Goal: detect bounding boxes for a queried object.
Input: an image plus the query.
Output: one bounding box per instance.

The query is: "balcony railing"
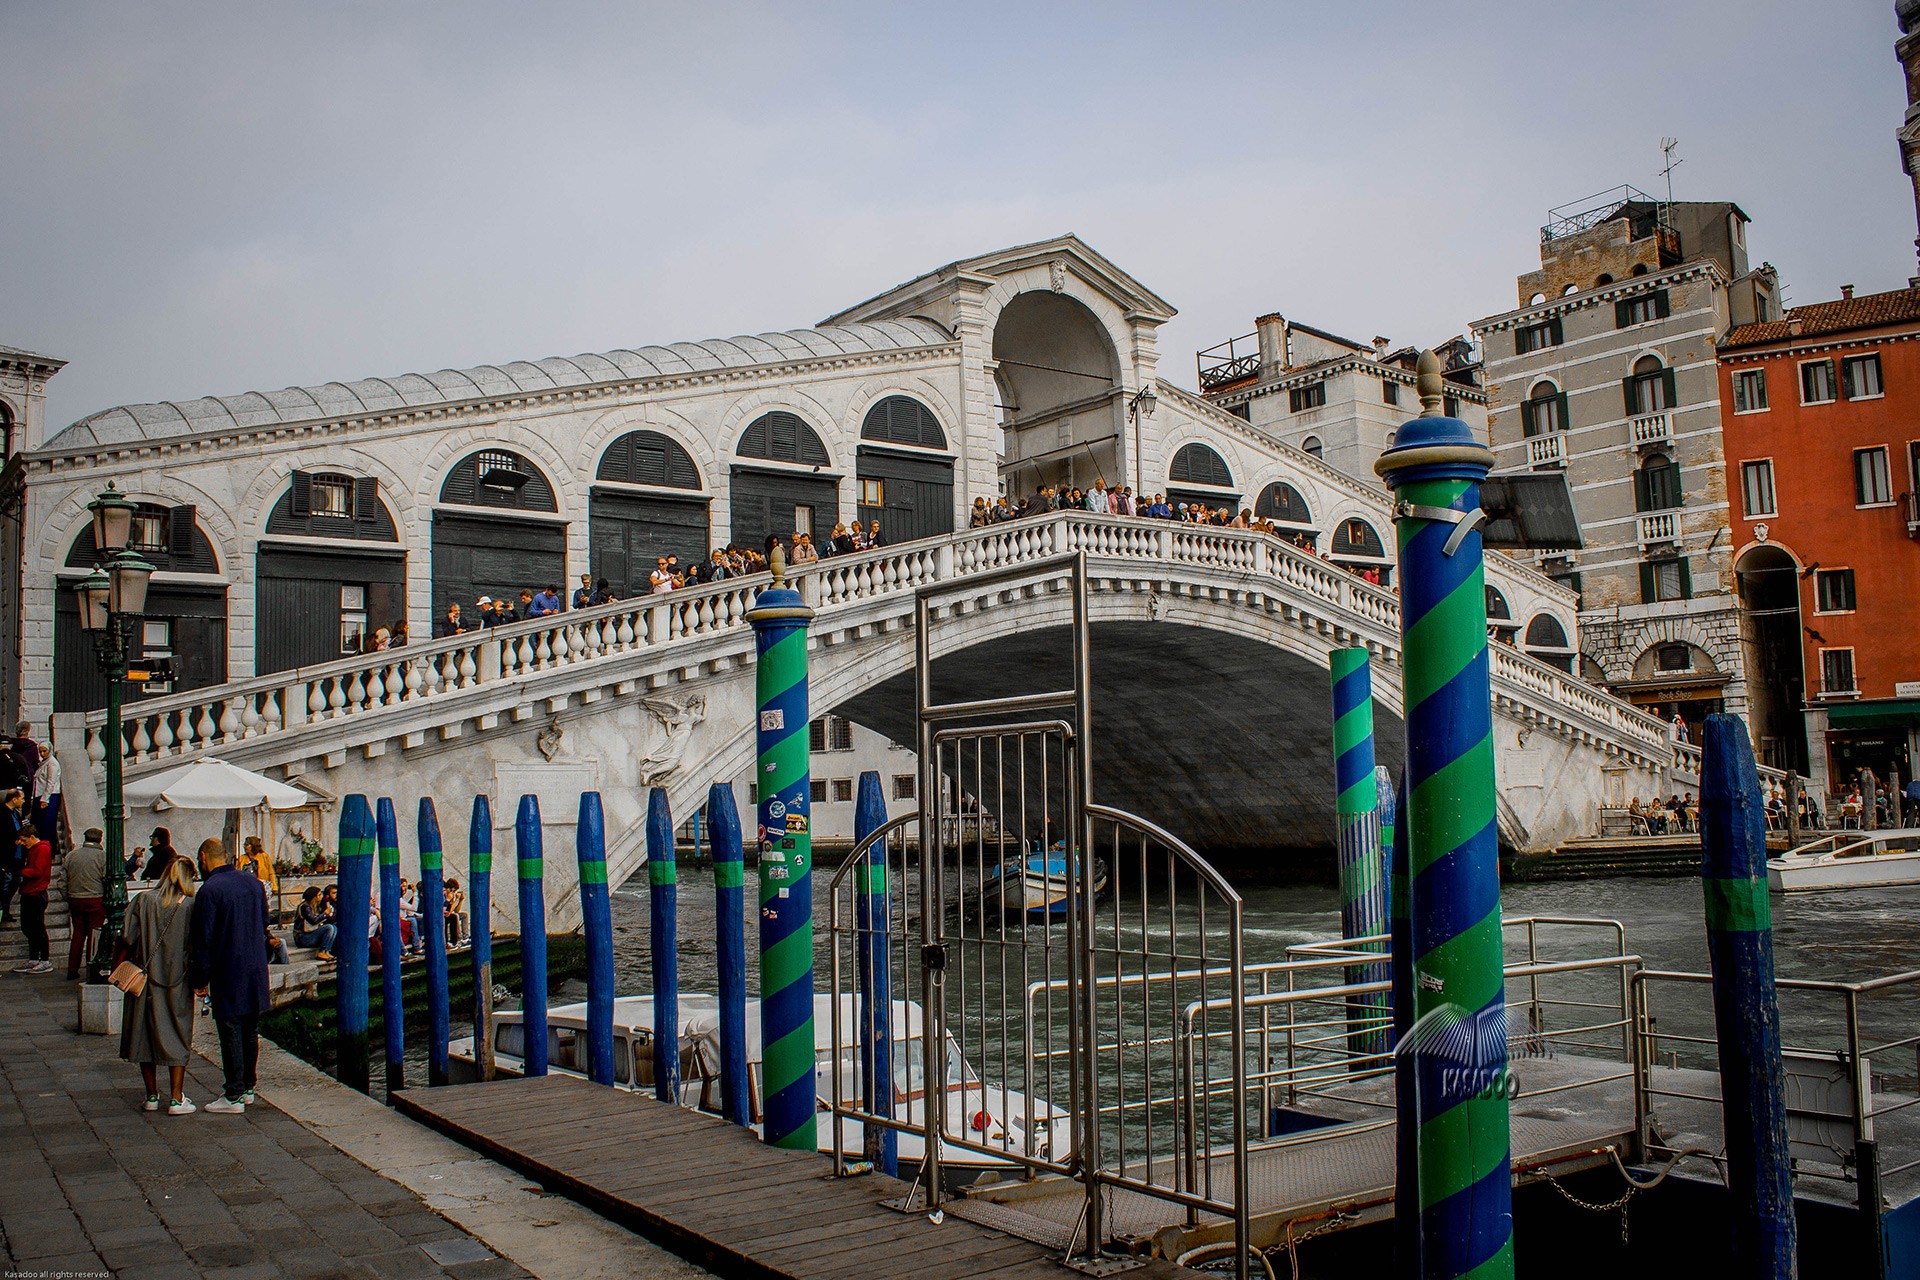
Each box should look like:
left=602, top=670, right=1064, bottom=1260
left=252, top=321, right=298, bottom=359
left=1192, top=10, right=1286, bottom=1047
left=1197, top=332, right=1262, bottom=392
left=1526, top=434, right=1566, bottom=468
left=1637, top=511, right=1680, bottom=547
left=1630, top=413, right=1671, bottom=447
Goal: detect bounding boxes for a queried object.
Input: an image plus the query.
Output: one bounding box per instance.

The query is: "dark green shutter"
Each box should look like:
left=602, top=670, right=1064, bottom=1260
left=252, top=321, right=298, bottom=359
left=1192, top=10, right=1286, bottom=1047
left=1668, top=461, right=1684, bottom=505
left=1555, top=391, right=1570, bottom=430
left=1639, top=563, right=1656, bottom=603
left=1515, top=329, right=1529, bottom=357
left=1654, top=290, right=1671, bottom=319
left=1615, top=299, right=1633, bottom=329
left=290, top=471, right=311, bottom=517
left=1623, top=376, right=1640, bottom=416
left=1521, top=399, right=1536, bottom=436
left=1633, top=468, right=1650, bottom=512
left=169, top=505, right=196, bottom=557
left=1661, top=369, right=1678, bottom=409
left=1678, top=558, right=1693, bottom=599
left=1549, top=317, right=1564, bottom=346
left=353, top=477, right=379, bottom=527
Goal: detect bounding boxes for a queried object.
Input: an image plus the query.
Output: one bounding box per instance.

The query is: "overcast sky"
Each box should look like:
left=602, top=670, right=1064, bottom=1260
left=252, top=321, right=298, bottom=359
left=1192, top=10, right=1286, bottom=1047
left=5, top=1, right=1912, bottom=431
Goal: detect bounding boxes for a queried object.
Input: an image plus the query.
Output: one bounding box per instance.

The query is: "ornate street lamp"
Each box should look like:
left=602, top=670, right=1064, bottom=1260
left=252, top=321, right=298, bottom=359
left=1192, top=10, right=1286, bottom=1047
left=76, top=484, right=153, bottom=982
left=1127, top=384, right=1159, bottom=499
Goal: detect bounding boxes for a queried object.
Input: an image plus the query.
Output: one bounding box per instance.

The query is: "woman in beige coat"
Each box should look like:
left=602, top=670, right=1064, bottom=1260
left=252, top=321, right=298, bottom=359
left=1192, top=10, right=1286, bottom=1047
left=119, top=858, right=198, bottom=1114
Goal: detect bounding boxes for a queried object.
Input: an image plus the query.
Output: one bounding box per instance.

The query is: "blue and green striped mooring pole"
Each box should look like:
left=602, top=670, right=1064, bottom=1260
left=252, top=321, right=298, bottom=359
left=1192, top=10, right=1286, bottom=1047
left=417, top=798, right=451, bottom=1087
left=469, top=796, right=495, bottom=1082
left=1699, top=714, right=1796, bottom=1277
left=376, top=797, right=406, bottom=1095
left=746, top=545, right=818, bottom=1152
left=1330, top=647, right=1390, bottom=1055
left=335, top=795, right=374, bottom=1095
left=646, top=786, right=680, bottom=1102
left=515, top=794, right=549, bottom=1077
left=707, top=783, right=750, bottom=1127
left=576, top=792, right=617, bottom=1087
left=1376, top=353, right=1512, bottom=1279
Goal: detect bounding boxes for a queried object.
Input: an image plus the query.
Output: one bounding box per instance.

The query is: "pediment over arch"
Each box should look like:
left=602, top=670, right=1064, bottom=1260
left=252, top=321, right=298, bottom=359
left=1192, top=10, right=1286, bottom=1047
left=820, top=234, right=1178, bottom=328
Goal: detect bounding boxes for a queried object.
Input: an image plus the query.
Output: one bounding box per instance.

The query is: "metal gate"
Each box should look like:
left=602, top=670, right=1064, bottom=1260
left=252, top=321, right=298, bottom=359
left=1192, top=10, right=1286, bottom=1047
left=826, top=552, right=1250, bottom=1274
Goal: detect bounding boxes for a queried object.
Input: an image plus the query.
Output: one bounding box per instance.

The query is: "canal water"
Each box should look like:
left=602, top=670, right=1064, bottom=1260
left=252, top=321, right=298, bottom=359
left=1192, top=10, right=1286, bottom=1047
left=469, top=869, right=1920, bottom=1083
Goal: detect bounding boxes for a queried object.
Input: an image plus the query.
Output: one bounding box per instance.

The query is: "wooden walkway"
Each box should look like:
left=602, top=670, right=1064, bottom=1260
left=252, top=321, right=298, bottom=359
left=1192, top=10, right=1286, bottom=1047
left=393, top=1076, right=1204, bottom=1279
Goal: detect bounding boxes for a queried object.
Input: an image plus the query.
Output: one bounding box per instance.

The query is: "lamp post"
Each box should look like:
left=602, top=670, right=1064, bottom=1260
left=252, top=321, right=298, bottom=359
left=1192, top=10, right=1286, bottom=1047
left=74, top=484, right=153, bottom=983
left=1127, top=384, right=1158, bottom=500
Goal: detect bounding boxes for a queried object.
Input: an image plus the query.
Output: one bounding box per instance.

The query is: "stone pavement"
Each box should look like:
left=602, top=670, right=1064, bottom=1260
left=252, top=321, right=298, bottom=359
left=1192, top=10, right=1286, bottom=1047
left=0, top=971, right=709, bottom=1280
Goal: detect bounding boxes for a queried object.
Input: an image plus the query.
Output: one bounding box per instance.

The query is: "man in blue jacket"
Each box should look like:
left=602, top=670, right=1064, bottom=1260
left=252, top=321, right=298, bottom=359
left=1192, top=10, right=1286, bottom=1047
left=189, top=838, right=272, bottom=1113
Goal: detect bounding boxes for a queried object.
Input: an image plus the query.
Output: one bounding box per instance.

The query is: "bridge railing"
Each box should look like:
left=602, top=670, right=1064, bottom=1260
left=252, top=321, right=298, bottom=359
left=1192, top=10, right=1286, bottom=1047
left=83, top=510, right=1674, bottom=775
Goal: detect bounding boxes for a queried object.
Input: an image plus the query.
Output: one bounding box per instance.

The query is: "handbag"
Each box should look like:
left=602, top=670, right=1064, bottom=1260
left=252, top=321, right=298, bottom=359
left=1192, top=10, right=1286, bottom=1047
left=108, top=960, right=146, bottom=996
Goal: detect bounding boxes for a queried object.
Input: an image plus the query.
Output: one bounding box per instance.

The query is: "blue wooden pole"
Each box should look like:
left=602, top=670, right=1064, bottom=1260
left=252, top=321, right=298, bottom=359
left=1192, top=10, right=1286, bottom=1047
left=1376, top=765, right=1397, bottom=922
left=853, top=770, right=896, bottom=1176
left=707, top=783, right=750, bottom=1128
left=515, top=794, right=549, bottom=1077
left=647, top=787, right=680, bottom=1103
left=1700, top=713, right=1797, bottom=1278
left=417, top=798, right=451, bottom=1087
left=576, top=792, right=617, bottom=1087
left=375, top=797, right=406, bottom=1095
left=469, top=796, right=496, bottom=1082
left=335, top=795, right=374, bottom=1094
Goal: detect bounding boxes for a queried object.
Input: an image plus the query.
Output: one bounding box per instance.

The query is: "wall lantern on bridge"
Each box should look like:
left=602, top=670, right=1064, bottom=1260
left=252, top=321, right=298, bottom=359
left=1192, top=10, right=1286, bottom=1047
left=1127, top=384, right=1159, bottom=496
left=72, top=483, right=156, bottom=986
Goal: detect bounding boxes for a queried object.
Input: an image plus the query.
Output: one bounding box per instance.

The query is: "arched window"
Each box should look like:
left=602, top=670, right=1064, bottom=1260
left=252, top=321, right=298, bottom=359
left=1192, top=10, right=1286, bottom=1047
left=860, top=396, right=947, bottom=450
left=1627, top=355, right=1673, bottom=414
left=1254, top=482, right=1312, bottom=525
left=440, top=449, right=558, bottom=511
left=1528, top=291, right=1547, bottom=306
left=597, top=430, right=702, bottom=489
left=1301, top=436, right=1323, bottom=459
left=1636, top=451, right=1682, bottom=511
left=267, top=473, right=398, bottom=540
left=65, top=503, right=218, bottom=573
left=1561, top=283, right=1579, bottom=296
left=1169, top=442, right=1233, bottom=488
left=1331, top=518, right=1385, bottom=559
left=1523, top=381, right=1566, bottom=437
left=1596, top=273, right=1615, bottom=286
left=1525, top=613, right=1570, bottom=649
left=1485, top=585, right=1511, bottom=620
left=737, top=411, right=830, bottom=466
left=1631, top=264, right=1649, bottom=276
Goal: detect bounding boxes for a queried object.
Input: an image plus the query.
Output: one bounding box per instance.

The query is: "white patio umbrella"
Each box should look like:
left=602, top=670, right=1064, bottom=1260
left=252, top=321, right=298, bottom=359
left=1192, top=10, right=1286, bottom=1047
left=123, top=758, right=308, bottom=810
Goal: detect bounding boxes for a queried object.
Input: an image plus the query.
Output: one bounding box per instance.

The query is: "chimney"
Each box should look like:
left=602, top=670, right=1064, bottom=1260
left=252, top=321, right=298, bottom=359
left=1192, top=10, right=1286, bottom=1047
left=1372, top=335, right=1391, bottom=360
left=1841, top=284, right=1855, bottom=300
left=1255, top=313, right=1287, bottom=372
left=1788, top=317, right=1804, bottom=337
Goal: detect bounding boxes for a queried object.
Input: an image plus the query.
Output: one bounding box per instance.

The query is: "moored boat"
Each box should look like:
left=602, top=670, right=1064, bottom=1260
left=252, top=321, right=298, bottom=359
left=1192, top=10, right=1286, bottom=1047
left=1766, top=828, right=1920, bottom=892
left=982, top=852, right=1108, bottom=917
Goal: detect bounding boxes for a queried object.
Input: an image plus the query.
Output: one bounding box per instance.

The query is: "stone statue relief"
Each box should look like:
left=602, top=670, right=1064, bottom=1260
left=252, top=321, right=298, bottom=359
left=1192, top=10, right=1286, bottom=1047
left=635, top=692, right=708, bottom=785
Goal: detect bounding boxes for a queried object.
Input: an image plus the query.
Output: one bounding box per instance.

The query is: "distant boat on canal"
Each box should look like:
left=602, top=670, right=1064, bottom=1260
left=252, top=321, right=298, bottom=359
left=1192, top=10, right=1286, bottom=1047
left=1767, top=828, right=1920, bottom=892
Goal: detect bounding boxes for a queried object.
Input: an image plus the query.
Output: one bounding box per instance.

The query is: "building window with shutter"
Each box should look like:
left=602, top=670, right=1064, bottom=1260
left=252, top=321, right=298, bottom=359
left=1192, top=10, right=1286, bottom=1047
left=1522, top=382, right=1565, bottom=436
left=1289, top=383, right=1326, bottom=412
left=1616, top=291, right=1668, bottom=327
left=129, top=504, right=171, bottom=554
left=1636, top=453, right=1682, bottom=511
left=1444, top=394, right=1461, bottom=418
left=1814, top=568, right=1856, bottom=614
left=811, top=715, right=853, bottom=752
left=1842, top=354, right=1883, bottom=399
left=1627, top=356, right=1672, bottom=414
left=1740, top=460, right=1776, bottom=517
left=831, top=778, right=853, bottom=803
left=1854, top=447, right=1892, bottom=505
left=1821, top=648, right=1856, bottom=695
left=1733, top=369, right=1768, bottom=413
left=1641, top=558, right=1689, bottom=603
left=893, top=774, right=915, bottom=801
left=311, top=474, right=354, bottom=518
left=1800, top=359, right=1837, bottom=405
left=1516, top=319, right=1561, bottom=353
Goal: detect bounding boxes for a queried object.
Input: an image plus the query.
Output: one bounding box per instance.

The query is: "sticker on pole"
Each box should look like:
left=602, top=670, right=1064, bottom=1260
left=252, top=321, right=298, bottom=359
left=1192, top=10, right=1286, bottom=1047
left=760, top=710, right=785, bottom=732
left=768, top=799, right=786, bottom=820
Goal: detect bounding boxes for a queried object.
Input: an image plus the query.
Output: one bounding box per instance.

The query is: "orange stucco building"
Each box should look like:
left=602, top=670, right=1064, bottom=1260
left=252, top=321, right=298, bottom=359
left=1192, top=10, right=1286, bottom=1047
left=1719, top=286, right=1920, bottom=797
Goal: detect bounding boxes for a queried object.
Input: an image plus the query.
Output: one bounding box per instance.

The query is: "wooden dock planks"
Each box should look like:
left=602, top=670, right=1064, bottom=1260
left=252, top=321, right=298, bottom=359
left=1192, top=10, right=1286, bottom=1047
left=394, top=1076, right=1204, bottom=1279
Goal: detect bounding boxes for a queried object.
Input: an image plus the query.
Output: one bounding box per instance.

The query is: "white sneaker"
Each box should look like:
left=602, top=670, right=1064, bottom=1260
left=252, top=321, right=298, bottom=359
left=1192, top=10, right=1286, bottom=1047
left=9, top=962, right=36, bottom=973
left=167, top=1098, right=197, bottom=1116
left=204, top=1097, right=246, bottom=1114
left=142, top=1096, right=161, bottom=1112
left=28, top=960, right=52, bottom=974
left=240, top=1091, right=256, bottom=1106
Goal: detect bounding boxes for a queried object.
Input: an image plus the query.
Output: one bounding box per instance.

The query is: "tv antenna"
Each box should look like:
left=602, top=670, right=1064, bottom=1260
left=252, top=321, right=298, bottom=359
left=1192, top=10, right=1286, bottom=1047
left=1659, top=138, right=1682, bottom=208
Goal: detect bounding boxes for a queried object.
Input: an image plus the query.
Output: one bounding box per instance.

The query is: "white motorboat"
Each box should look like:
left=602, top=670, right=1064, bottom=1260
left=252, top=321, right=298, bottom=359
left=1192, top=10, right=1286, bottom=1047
left=449, top=992, right=1072, bottom=1184
left=1766, top=829, right=1920, bottom=892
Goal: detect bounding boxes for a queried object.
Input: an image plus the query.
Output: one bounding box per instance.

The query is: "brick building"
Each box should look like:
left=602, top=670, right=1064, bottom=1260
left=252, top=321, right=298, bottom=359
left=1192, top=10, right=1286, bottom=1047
left=1721, top=286, right=1920, bottom=794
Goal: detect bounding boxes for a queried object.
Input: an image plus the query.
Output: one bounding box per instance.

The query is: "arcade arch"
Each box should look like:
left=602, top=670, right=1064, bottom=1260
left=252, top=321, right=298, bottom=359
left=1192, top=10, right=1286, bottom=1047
left=856, top=395, right=954, bottom=542
left=990, top=291, right=1121, bottom=494
left=433, top=449, right=567, bottom=625
left=731, top=411, right=840, bottom=550
left=592, top=430, right=711, bottom=599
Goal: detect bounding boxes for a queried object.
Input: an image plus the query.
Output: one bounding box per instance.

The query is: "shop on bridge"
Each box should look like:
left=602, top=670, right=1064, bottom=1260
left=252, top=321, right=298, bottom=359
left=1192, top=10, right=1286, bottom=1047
left=54, top=503, right=225, bottom=712
left=256, top=471, right=406, bottom=673
left=855, top=395, right=954, bottom=543
left=729, top=411, right=840, bottom=551
left=1254, top=480, right=1316, bottom=550
left=590, top=429, right=711, bottom=596
left=1329, top=516, right=1391, bottom=586
left=431, top=449, right=567, bottom=621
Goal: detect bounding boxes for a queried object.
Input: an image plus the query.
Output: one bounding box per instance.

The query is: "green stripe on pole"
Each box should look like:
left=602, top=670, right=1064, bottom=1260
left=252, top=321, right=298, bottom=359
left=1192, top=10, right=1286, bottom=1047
left=517, top=857, right=542, bottom=879
left=649, top=858, right=677, bottom=886
left=713, top=860, right=744, bottom=890
left=1704, top=877, right=1772, bottom=933
left=578, top=860, right=608, bottom=886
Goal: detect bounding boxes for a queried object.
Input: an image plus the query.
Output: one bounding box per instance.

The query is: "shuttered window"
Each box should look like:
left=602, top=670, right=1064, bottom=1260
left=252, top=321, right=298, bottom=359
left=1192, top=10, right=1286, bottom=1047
left=1623, top=359, right=1676, bottom=415
left=859, top=396, right=948, bottom=450
left=596, top=430, right=702, bottom=488
left=1515, top=318, right=1563, bottom=354
left=1615, top=290, right=1669, bottom=328
left=1521, top=386, right=1568, bottom=436
left=1634, top=455, right=1683, bottom=512
left=1254, top=482, right=1312, bottom=524
left=272, top=474, right=394, bottom=541
left=1639, top=558, right=1691, bottom=603
left=1289, top=383, right=1326, bottom=412
left=1169, top=443, right=1234, bottom=488
left=440, top=450, right=558, bottom=511
left=738, top=411, right=831, bottom=465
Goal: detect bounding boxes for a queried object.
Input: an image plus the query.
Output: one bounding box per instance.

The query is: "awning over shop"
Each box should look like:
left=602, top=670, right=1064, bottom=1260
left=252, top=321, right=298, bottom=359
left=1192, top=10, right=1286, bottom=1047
left=1824, top=698, right=1920, bottom=730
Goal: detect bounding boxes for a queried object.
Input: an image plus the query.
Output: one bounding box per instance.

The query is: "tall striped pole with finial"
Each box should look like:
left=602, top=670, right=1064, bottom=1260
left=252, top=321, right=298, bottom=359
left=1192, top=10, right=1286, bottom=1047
left=335, top=795, right=374, bottom=1094
left=747, top=544, right=818, bottom=1152
left=1376, top=352, right=1512, bottom=1280
left=1331, top=647, right=1390, bottom=1055
left=375, top=797, right=406, bottom=1095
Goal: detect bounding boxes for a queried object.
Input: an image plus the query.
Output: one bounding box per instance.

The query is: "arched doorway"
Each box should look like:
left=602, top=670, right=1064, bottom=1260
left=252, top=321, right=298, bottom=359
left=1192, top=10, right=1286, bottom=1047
left=433, top=449, right=567, bottom=617
left=1737, top=543, right=1808, bottom=772
left=855, top=396, right=953, bottom=542
left=257, top=472, right=405, bottom=673
left=55, top=503, right=226, bottom=711
left=592, top=430, right=710, bottom=597
left=730, top=411, right=838, bottom=551
left=991, top=291, right=1121, bottom=497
